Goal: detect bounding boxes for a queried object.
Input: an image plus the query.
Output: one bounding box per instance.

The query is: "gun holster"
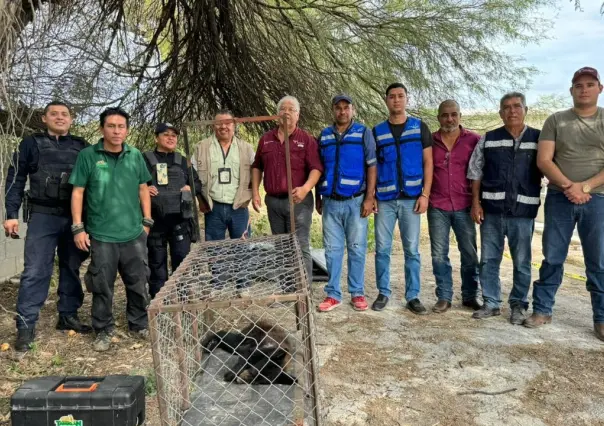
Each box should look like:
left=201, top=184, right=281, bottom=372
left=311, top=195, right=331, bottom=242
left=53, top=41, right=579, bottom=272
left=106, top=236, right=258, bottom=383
left=181, top=190, right=193, bottom=220
left=23, top=192, right=31, bottom=223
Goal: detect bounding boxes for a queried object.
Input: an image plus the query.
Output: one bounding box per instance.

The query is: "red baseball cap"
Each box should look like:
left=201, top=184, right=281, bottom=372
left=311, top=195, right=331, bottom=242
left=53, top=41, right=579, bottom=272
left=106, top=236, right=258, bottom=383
left=572, top=67, right=600, bottom=83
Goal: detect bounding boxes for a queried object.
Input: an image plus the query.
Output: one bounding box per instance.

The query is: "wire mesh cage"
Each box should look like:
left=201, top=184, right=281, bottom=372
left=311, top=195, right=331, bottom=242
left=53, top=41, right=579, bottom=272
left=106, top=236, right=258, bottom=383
left=148, top=233, right=322, bottom=426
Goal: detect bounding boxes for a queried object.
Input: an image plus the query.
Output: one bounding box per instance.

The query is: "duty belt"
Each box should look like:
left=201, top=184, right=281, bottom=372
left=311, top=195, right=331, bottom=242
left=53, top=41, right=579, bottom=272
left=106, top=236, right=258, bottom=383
left=30, top=203, right=69, bottom=216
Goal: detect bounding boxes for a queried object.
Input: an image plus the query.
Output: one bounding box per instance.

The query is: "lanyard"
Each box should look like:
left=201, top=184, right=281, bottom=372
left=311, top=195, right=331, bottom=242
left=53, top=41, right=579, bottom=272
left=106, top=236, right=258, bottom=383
left=221, top=144, right=231, bottom=166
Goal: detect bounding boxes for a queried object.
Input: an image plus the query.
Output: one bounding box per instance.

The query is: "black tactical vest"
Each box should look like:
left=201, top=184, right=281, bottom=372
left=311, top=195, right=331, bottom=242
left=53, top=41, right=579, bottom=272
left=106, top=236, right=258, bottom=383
left=145, top=151, right=188, bottom=218
left=481, top=126, right=542, bottom=218
left=28, top=133, right=87, bottom=207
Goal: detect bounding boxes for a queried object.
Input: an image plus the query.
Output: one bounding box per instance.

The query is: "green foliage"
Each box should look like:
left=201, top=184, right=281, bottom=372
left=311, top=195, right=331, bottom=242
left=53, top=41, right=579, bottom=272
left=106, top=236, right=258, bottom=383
left=250, top=214, right=272, bottom=238
left=131, top=368, right=157, bottom=396
left=28, top=342, right=39, bottom=354
left=4, top=0, right=557, bottom=144
left=51, top=354, right=64, bottom=367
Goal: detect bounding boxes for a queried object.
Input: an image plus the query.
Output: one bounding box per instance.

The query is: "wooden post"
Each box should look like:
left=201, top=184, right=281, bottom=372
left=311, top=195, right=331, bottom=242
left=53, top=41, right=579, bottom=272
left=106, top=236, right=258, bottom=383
left=291, top=233, right=310, bottom=295
left=304, top=292, right=322, bottom=426
left=293, top=294, right=308, bottom=425
left=149, top=310, right=170, bottom=425
left=174, top=311, right=190, bottom=412
left=202, top=307, right=215, bottom=356
left=283, top=116, right=296, bottom=233
left=191, top=312, right=202, bottom=370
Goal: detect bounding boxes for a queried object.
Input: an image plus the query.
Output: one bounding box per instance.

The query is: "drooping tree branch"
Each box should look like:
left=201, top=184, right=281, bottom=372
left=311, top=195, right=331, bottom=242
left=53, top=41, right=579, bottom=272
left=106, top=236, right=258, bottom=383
left=2, top=0, right=555, bottom=144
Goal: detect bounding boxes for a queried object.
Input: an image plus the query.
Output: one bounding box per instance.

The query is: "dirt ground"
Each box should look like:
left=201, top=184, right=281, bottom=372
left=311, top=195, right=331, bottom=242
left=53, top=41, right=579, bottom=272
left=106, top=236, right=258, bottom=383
left=0, top=224, right=602, bottom=426
left=312, top=226, right=603, bottom=426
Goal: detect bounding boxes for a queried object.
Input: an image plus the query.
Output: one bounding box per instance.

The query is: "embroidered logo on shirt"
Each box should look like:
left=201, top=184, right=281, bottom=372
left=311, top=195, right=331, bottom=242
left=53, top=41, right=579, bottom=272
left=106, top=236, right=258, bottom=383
left=96, top=160, right=108, bottom=168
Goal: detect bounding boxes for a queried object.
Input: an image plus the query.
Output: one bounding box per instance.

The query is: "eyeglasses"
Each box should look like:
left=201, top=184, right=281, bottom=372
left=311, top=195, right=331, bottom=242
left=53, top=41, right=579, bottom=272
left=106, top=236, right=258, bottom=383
left=279, top=107, right=298, bottom=113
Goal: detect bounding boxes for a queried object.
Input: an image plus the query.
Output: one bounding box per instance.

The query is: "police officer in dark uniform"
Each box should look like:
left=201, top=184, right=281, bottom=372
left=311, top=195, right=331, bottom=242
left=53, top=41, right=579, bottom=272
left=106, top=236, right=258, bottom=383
left=3, top=101, right=92, bottom=352
left=144, top=123, right=202, bottom=298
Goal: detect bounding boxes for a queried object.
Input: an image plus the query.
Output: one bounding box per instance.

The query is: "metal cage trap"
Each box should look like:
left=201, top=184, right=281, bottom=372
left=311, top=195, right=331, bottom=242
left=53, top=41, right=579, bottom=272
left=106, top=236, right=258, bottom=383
left=148, top=115, right=322, bottom=426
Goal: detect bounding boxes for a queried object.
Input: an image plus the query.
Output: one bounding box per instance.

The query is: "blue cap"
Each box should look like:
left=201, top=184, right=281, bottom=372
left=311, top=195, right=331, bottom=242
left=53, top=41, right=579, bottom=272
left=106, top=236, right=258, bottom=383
left=154, top=122, right=179, bottom=135
left=331, top=93, right=353, bottom=105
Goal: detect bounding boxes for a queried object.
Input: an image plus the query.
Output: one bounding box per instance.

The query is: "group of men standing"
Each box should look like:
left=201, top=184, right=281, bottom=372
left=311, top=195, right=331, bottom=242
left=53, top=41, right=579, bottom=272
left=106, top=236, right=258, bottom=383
left=3, top=66, right=604, bottom=353
left=313, top=67, right=604, bottom=344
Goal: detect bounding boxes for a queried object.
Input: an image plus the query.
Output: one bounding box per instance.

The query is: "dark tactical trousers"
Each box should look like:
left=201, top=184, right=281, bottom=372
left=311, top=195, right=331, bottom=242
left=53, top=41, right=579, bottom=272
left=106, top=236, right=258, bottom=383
left=85, top=232, right=150, bottom=332
left=147, top=221, right=191, bottom=298
left=16, top=212, right=88, bottom=329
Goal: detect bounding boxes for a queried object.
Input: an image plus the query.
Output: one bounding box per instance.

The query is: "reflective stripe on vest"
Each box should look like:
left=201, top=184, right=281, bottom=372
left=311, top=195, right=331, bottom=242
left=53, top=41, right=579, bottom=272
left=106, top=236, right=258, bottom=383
left=481, top=192, right=540, bottom=205
left=318, top=122, right=366, bottom=197
left=516, top=194, right=540, bottom=205
left=482, top=191, right=506, bottom=200
left=481, top=126, right=542, bottom=218
left=374, top=117, right=423, bottom=200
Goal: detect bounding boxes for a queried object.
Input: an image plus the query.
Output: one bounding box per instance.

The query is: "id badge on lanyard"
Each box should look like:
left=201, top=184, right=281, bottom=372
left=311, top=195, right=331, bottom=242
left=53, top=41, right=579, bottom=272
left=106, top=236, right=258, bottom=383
left=218, top=167, right=231, bottom=184
left=219, top=145, right=232, bottom=185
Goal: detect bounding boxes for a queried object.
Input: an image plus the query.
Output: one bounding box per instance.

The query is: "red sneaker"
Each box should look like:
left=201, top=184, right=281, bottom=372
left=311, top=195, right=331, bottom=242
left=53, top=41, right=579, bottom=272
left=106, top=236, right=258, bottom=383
left=351, top=296, right=368, bottom=311
left=318, top=297, right=341, bottom=312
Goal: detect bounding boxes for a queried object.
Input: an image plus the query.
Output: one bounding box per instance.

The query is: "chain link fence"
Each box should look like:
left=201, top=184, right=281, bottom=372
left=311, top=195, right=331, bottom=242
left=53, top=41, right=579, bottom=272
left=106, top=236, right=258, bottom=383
left=149, top=233, right=321, bottom=426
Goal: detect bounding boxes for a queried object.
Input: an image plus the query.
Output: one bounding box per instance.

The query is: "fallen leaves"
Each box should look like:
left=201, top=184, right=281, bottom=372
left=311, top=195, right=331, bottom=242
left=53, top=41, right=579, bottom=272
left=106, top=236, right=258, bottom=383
left=0, top=343, right=10, bottom=351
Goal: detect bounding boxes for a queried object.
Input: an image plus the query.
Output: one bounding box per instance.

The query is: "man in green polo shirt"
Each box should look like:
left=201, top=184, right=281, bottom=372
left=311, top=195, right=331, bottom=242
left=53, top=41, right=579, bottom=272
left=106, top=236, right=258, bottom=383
left=69, top=107, right=153, bottom=352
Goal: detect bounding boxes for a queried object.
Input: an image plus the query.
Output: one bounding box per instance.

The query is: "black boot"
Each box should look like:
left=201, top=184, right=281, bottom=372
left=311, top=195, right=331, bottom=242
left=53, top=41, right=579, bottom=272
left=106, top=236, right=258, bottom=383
left=15, top=327, right=35, bottom=352
left=472, top=306, right=501, bottom=319
left=56, top=315, right=93, bottom=334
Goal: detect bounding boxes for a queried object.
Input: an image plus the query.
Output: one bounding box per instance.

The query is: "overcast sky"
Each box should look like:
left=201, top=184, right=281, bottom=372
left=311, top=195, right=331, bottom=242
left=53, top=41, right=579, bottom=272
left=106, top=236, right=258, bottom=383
left=509, top=0, right=604, bottom=107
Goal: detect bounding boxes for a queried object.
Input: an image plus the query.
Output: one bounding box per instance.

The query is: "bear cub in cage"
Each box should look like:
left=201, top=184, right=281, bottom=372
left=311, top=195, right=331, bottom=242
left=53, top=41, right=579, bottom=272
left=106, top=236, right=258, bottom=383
left=201, top=320, right=297, bottom=385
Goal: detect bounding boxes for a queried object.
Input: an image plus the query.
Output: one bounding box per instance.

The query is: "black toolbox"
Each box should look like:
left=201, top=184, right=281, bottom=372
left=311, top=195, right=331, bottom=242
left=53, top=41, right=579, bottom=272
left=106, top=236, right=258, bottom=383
left=11, top=375, right=145, bottom=426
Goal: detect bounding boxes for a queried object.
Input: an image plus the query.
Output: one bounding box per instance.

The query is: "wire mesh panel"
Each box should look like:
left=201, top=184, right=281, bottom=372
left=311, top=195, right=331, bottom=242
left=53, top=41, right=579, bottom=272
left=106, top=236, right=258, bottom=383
left=148, top=233, right=321, bottom=426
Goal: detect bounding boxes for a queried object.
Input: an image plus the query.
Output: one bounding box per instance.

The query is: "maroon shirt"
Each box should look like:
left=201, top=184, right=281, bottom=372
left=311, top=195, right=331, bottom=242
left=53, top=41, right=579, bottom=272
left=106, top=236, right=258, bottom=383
left=252, top=127, right=324, bottom=196
left=430, top=126, right=480, bottom=211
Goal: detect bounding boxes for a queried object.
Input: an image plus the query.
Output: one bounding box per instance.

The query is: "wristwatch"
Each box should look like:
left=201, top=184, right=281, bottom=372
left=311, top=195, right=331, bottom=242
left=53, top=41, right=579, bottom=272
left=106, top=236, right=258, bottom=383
left=142, top=217, right=155, bottom=227
left=582, top=183, right=592, bottom=194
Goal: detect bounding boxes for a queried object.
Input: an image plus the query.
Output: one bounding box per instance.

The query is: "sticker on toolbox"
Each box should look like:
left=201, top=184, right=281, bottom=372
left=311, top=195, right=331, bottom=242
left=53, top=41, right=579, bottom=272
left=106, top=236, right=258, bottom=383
left=54, top=414, right=83, bottom=426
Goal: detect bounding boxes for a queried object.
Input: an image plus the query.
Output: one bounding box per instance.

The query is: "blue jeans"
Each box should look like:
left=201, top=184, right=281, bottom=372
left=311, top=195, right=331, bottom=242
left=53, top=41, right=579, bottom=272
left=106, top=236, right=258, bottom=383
left=480, top=213, right=534, bottom=310
left=375, top=198, right=421, bottom=301
left=428, top=207, right=479, bottom=302
left=16, top=212, right=87, bottom=329
left=204, top=201, right=250, bottom=241
left=322, top=196, right=368, bottom=301
left=533, top=190, right=604, bottom=323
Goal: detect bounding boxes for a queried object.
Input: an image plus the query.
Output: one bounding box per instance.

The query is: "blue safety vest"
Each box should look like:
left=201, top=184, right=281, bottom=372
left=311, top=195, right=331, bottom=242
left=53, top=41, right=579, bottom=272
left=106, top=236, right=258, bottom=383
left=481, top=126, right=542, bottom=218
left=374, top=117, right=423, bottom=200
left=318, top=122, right=366, bottom=197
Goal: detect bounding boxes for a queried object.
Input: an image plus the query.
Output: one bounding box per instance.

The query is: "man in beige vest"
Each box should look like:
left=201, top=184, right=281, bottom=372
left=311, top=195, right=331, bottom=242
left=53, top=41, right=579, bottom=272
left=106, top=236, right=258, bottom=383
left=194, top=110, right=255, bottom=241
